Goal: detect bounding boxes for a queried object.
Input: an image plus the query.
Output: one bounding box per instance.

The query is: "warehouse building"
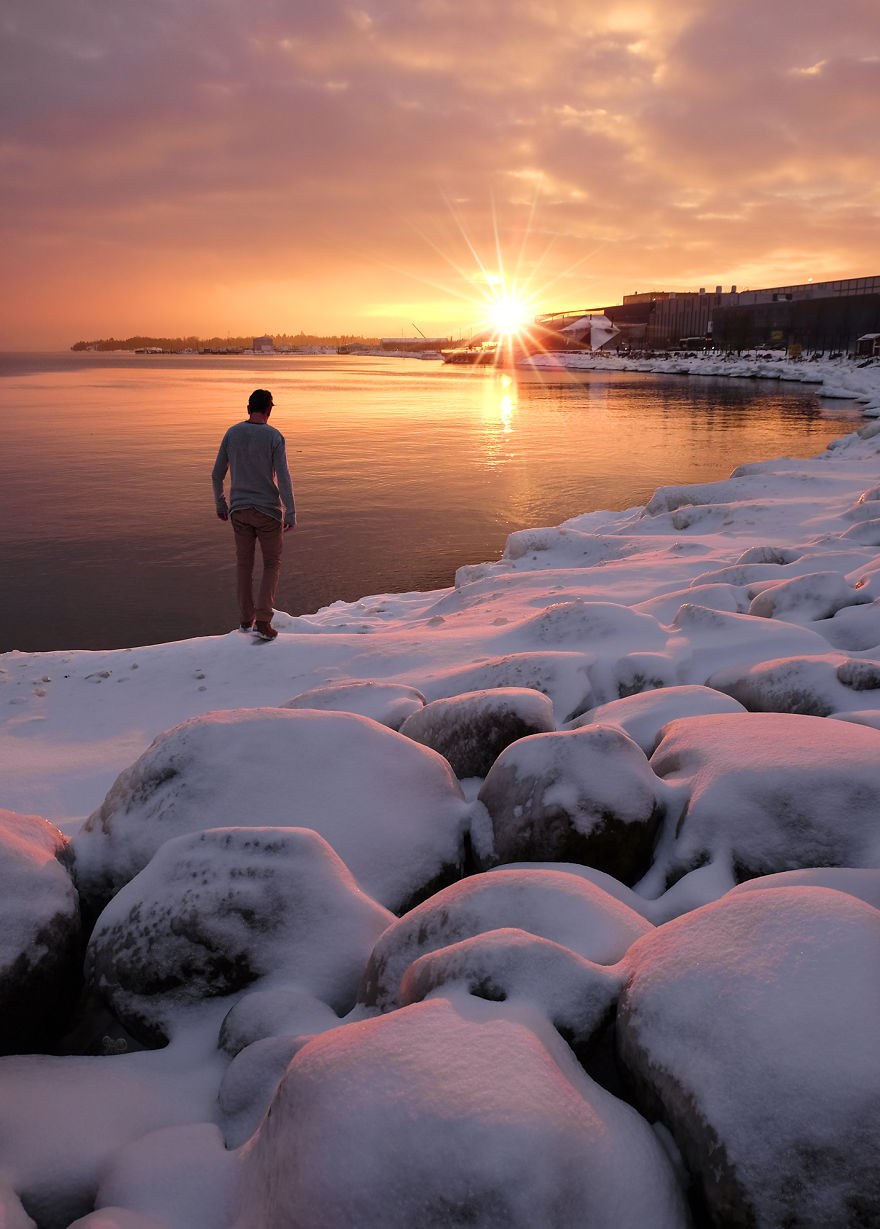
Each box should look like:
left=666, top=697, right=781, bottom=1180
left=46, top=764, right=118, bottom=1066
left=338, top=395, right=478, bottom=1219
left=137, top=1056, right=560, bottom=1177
left=603, top=276, right=880, bottom=353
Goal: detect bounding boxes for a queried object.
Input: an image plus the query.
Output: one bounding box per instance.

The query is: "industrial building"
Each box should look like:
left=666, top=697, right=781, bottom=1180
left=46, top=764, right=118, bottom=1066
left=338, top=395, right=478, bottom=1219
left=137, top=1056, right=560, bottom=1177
left=603, top=276, right=880, bottom=353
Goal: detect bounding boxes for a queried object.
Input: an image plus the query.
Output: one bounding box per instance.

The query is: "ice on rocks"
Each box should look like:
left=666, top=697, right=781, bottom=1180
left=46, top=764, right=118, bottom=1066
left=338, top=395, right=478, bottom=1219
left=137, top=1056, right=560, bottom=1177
left=648, top=712, right=880, bottom=888
left=84, top=826, right=393, bottom=1044
left=398, top=687, right=555, bottom=778
left=359, top=867, right=651, bottom=1013
left=234, top=996, right=691, bottom=1229
left=478, top=725, right=664, bottom=882
left=0, top=809, right=81, bottom=1054
left=72, top=708, right=474, bottom=913
left=617, top=888, right=880, bottom=1229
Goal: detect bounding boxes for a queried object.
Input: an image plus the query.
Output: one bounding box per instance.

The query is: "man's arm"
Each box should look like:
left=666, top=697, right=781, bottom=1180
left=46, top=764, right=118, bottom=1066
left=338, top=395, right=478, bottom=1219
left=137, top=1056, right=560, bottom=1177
left=274, top=438, right=296, bottom=528
left=212, top=436, right=230, bottom=520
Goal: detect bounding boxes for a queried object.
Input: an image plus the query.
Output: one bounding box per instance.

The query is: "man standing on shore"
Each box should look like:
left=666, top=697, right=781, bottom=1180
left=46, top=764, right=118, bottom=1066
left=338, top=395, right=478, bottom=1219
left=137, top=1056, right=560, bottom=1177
left=212, top=388, right=296, bottom=640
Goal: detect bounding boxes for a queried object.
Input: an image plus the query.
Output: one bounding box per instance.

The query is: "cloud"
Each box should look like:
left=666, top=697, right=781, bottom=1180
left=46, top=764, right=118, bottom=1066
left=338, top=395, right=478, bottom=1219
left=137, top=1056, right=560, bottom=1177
left=1, top=0, right=879, bottom=345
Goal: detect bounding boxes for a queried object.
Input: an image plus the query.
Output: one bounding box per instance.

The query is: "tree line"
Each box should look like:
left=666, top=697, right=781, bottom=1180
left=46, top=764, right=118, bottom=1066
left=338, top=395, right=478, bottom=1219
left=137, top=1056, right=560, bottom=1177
left=70, top=332, right=381, bottom=352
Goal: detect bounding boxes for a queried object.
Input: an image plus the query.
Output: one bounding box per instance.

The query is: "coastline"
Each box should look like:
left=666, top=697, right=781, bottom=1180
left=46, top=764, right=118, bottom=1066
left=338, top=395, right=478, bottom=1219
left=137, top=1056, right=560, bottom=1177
left=1, top=353, right=879, bottom=825
left=1, top=353, right=879, bottom=1227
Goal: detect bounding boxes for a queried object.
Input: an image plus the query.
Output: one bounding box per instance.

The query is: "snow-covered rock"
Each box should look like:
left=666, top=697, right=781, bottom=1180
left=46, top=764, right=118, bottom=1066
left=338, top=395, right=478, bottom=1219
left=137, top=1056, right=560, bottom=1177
left=359, top=867, right=651, bottom=1012
left=398, top=687, right=555, bottom=778
left=724, top=866, right=880, bottom=910
left=85, top=827, right=393, bottom=1044
left=234, top=996, right=691, bottom=1229
left=0, top=809, right=81, bottom=1054
left=709, top=652, right=880, bottom=716
left=647, top=712, right=880, bottom=888
left=747, top=569, right=871, bottom=622
left=417, top=651, right=594, bottom=724
left=218, top=1034, right=307, bottom=1148
left=569, top=684, right=746, bottom=752
left=478, top=725, right=663, bottom=882
left=282, top=680, right=425, bottom=729
left=218, top=985, right=339, bottom=1057
left=73, top=708, right=475, bottom=914
left=399, top=927, right=623, bottom=1057
left=617, top=887, right=880, bottom=1229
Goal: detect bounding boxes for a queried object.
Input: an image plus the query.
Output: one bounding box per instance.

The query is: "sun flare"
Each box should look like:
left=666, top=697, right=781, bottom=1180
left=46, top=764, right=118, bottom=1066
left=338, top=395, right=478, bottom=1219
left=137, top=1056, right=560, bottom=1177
left=487, top=295, right=531, bottom=335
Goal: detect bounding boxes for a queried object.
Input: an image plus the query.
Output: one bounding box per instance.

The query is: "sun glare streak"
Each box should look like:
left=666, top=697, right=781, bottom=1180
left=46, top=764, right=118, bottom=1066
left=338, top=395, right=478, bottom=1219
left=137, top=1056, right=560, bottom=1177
left=356, top=187, right=614, bottom=360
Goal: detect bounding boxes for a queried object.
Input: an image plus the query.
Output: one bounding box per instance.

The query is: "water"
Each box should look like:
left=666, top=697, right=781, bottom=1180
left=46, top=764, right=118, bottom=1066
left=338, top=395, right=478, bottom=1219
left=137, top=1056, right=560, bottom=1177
left=0, top=351, right=864, bottom=653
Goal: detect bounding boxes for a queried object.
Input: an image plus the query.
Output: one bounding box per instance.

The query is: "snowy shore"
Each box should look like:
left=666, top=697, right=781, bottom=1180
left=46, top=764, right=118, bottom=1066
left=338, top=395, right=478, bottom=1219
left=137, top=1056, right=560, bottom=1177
left=1, top=355, right=879, bottom=1229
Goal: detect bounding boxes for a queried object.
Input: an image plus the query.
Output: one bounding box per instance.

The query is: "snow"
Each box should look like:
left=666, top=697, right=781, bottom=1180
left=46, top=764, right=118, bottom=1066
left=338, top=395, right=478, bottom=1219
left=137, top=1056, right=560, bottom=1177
left=1, top=354, right=879, bottom=1226
left=234, top=995, right=690, bottom=1229
left=72, top=707, right=474, bottom=914
left=359, top=867, right=652, bottom=1012
left=618, top=887, right=880, bottom=1226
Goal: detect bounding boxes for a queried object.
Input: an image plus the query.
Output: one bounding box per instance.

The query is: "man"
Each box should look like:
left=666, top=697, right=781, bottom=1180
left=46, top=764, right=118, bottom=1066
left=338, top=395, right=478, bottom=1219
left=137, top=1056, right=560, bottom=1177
left=212, top=388, right=296, bottom=640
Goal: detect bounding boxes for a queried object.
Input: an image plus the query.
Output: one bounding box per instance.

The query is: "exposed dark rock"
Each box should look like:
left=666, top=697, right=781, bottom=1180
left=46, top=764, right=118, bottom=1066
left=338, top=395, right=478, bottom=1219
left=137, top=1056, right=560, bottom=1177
left=398, top=687, right=555, bottom=778
left=84, top=826, right=392, bottom=1046
left=0, top=809, right=82, bottom=1055
left=477, top=725, right=663, bottom=884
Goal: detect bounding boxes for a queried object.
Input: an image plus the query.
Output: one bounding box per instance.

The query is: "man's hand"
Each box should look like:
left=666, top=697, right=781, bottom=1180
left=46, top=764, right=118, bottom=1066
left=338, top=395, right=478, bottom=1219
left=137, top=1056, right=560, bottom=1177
left=217, top=511, right=229, bottom=522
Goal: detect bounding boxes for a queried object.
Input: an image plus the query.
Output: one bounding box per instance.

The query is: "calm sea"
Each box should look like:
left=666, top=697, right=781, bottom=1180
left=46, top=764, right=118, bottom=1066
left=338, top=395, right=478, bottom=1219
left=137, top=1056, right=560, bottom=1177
left=0, top=351, right=864, bottom=653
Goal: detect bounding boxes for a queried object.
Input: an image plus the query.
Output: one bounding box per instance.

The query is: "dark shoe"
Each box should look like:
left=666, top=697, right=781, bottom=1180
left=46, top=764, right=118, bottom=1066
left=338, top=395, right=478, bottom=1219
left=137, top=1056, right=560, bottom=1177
left=239, top=621, right=254, bottom=632
left=254, top=620, right=278, bottom=640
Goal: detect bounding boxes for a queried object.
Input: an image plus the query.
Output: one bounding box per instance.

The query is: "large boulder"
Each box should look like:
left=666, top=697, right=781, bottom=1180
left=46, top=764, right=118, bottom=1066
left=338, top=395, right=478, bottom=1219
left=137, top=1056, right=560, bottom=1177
left=359, top=867, right=651, bottom=1012
left=398, top=687, right=555, bottom=778
left=648, top=712, right=880, bottom=888
left=85, top=827, right=393, bottom=1045
left=478, top=725, right=663, bottom=882
left=72, top=708, right=476, bottom=914
left=617, top=888, right=880, bottom=1228
left=233, top=996, right=691, bottom=1229
left=0, top=809, right=81, bottom=1054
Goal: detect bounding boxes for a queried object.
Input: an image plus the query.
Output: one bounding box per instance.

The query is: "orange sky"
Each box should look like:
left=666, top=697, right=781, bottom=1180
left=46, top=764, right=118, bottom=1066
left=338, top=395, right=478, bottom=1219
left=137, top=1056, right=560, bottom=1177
left=2, top=0, right=879, bottom=349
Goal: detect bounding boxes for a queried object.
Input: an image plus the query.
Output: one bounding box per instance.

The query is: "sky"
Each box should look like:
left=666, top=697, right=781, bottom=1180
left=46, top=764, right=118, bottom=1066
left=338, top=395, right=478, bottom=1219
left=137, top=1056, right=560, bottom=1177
left=2, top=0, right=879, bottom=349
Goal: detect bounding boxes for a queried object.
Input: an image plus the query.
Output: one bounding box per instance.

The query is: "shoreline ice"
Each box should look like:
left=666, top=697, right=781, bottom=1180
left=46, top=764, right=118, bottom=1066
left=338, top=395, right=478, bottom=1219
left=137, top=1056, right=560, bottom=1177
left=1, top=354, right=879, bottom=1229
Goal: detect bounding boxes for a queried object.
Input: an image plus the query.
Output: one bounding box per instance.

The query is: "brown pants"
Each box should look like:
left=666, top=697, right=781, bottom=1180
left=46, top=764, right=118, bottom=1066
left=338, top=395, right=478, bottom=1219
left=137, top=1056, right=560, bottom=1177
left=231, top=508, right=284, bottom=624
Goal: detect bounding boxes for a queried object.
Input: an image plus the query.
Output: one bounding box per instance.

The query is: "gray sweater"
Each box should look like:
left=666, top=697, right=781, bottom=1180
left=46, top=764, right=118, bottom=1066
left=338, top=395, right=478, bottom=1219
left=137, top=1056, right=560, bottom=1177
left=212, top=421, right=296, bottom=525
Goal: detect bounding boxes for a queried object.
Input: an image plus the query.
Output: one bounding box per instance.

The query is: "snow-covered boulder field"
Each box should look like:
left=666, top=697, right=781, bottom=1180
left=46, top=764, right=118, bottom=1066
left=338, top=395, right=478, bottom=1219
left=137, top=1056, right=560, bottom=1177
left=1, top=359, right=880, bottom=1227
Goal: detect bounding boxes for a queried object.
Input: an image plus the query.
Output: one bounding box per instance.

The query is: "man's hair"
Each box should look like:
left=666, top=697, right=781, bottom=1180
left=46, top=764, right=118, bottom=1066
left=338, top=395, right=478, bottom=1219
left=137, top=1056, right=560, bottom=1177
left=248, top=389, right=273, bottom=414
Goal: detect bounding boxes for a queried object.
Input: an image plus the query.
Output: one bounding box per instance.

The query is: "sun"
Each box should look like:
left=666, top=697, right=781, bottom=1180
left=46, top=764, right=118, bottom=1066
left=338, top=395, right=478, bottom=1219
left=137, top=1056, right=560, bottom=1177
left=487, top=295, right=531, bottom=335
